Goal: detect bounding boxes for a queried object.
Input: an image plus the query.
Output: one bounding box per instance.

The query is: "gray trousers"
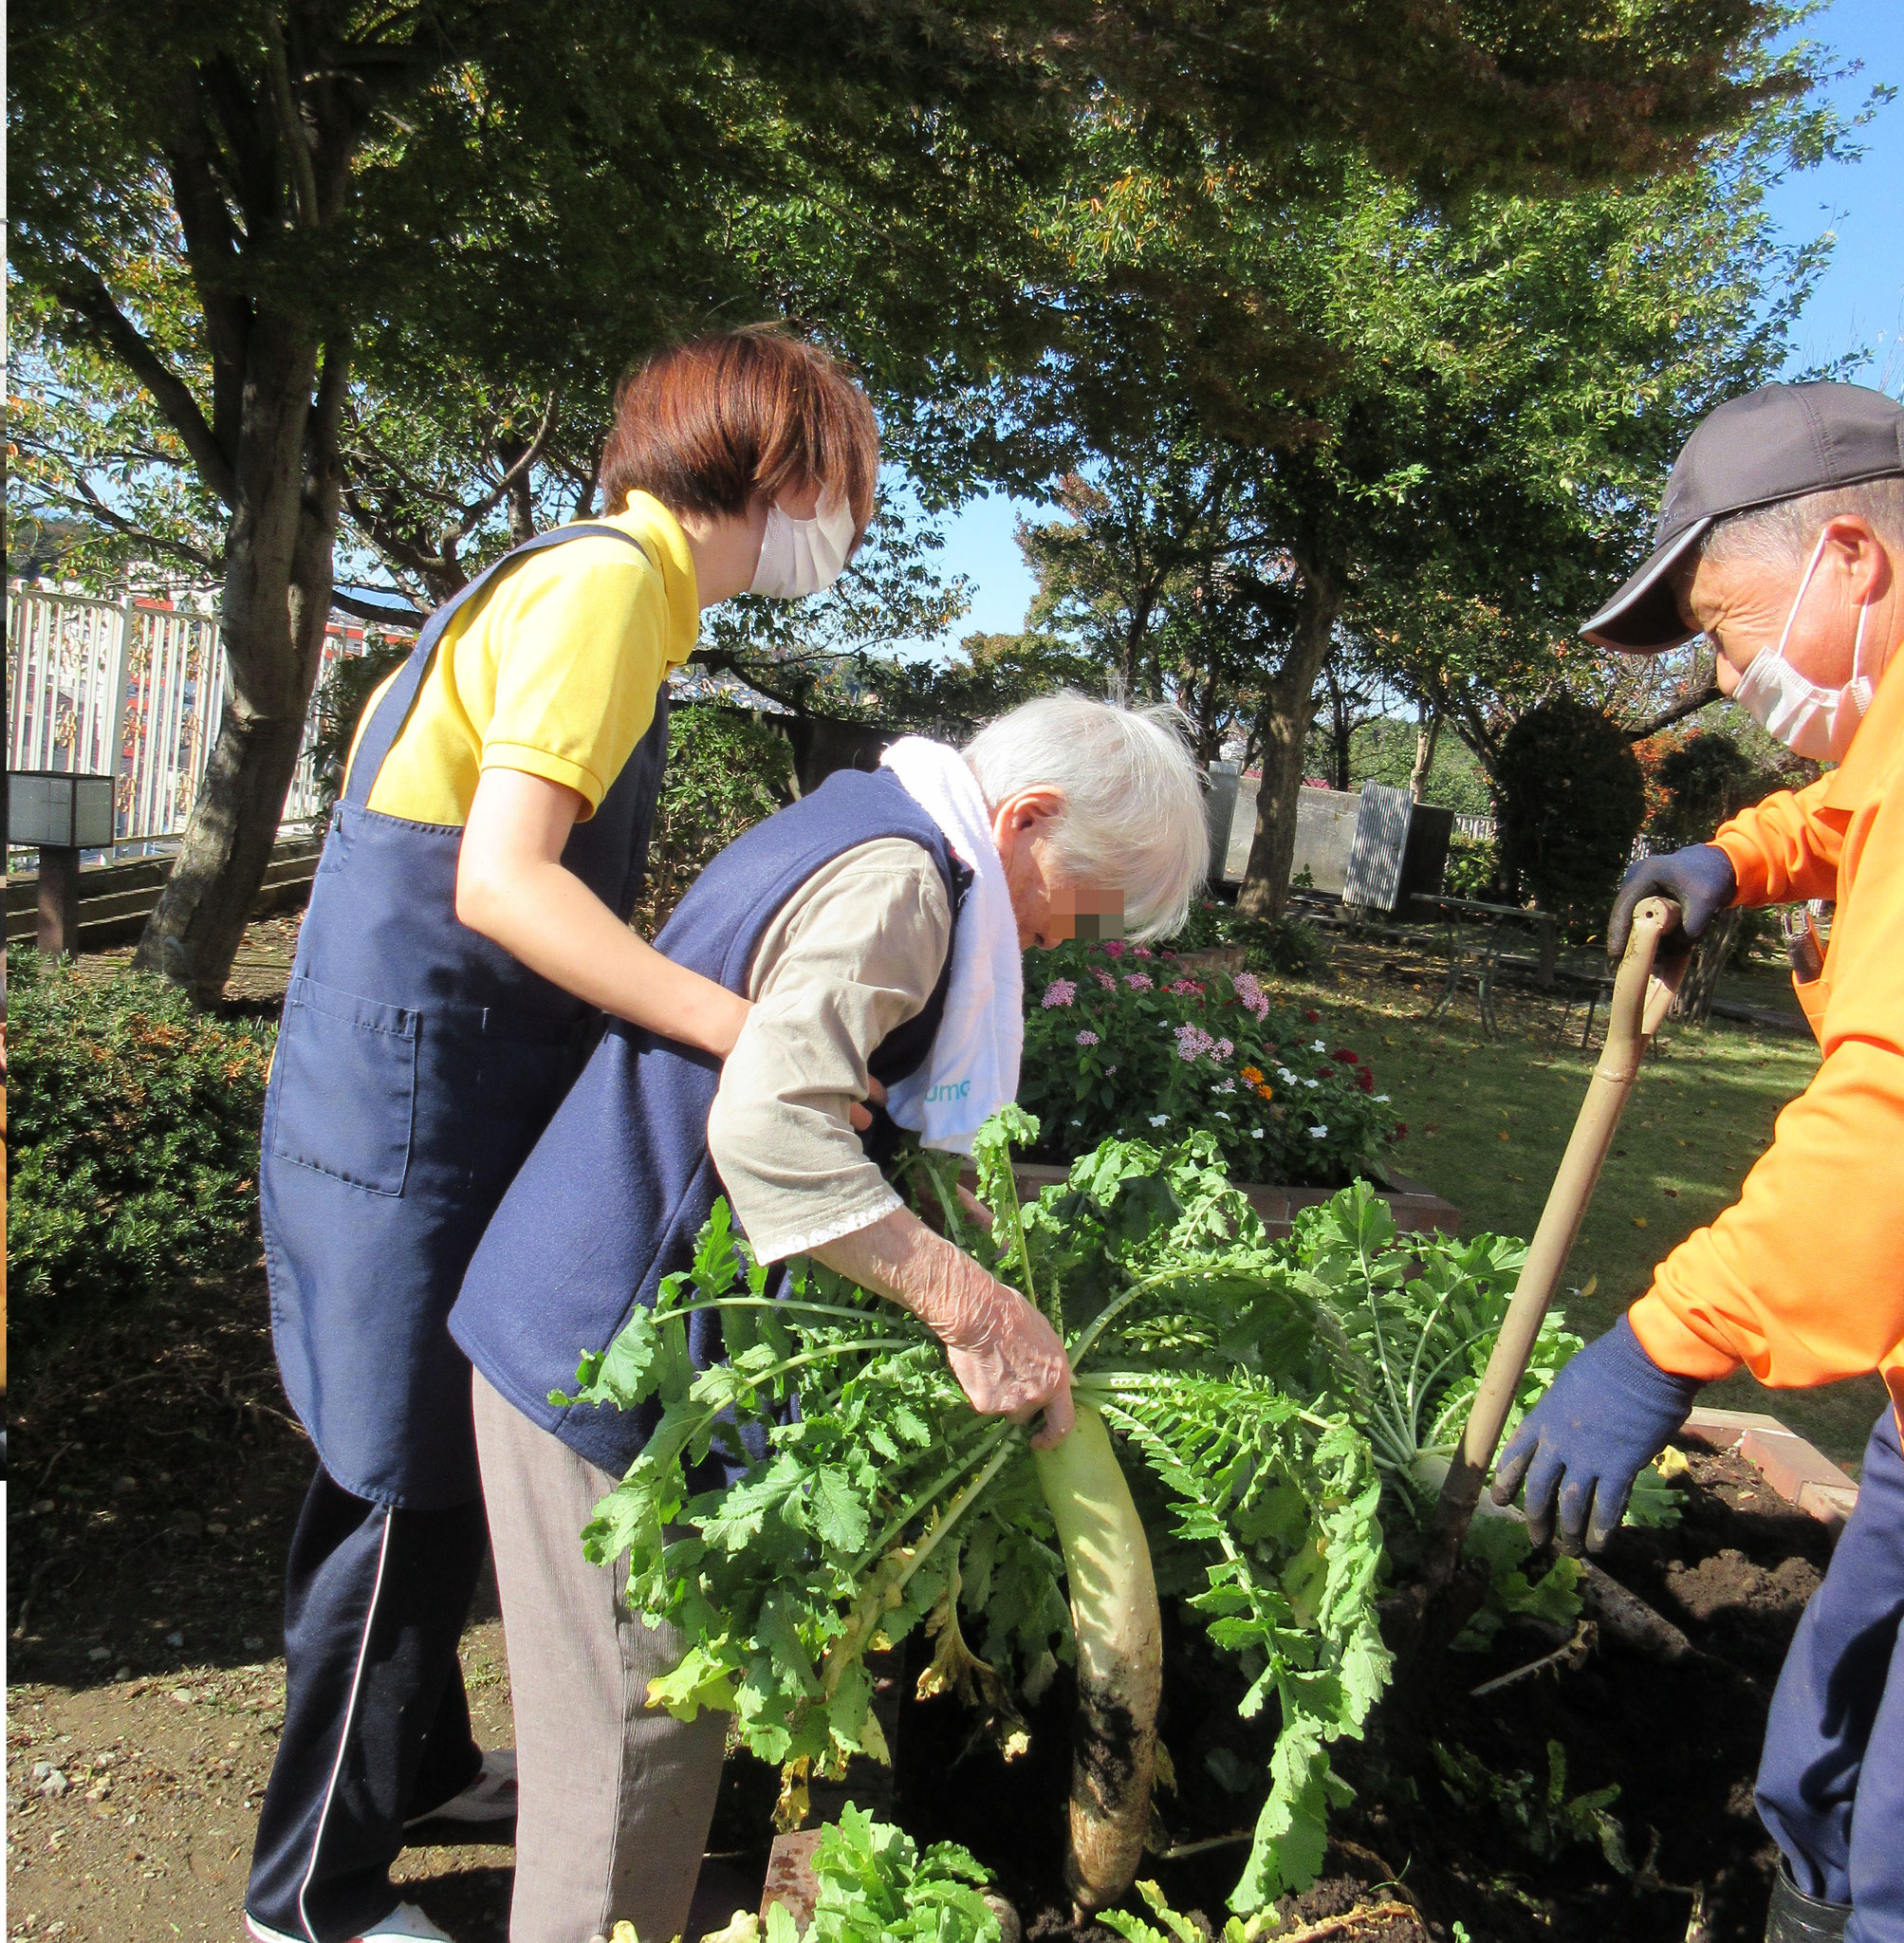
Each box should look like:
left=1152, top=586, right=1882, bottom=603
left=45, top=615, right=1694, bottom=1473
left=472, top=1371, right=730, bottom=1943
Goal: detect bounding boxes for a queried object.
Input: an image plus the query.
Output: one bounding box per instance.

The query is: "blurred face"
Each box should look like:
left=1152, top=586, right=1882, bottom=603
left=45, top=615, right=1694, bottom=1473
left=989, top=787, right=1123, bottom=949
left=1678, top=513, right=1895, bottom=696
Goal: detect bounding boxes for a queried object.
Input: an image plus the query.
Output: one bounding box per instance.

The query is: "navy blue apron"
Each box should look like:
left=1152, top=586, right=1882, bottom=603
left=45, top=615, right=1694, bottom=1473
left=260, top=524, right=671, bottom=1510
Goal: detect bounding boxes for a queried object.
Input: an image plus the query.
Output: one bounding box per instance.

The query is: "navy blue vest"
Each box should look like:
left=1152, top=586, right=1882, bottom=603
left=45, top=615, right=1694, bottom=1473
left=451, top=767, right=964, bottom=1476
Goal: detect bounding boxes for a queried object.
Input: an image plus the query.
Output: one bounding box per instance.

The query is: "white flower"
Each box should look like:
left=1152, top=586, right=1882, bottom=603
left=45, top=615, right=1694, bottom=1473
left=1277, top=1067, right=1299, bottom=1084
left=1311, top=1039, right=1328, bottom=1053
left=1310, top=1125, right=1329, bottom=1138
left=1148, top=1113, right=1170, bottom=1126
left=1303, top=1078, right=1321, bottom=1090
left=1251, top=1127, right=1266, bottom=1138
left=1374, top=1094, right=1391, bottom=1102
left=1214, top=1110, right=1230, bottom=1120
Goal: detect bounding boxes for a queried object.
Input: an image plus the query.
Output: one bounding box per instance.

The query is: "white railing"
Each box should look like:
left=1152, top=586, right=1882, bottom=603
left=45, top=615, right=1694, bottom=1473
left=1451, top=812, right=1497, bottom=841
left=6, top=580, right=403, bottom=855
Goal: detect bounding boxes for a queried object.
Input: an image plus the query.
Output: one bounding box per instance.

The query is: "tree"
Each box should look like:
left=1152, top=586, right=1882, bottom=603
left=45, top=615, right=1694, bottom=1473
left=9, top=0, right=1813, bottom=994
left=7, top=0, right=1067, bottom=997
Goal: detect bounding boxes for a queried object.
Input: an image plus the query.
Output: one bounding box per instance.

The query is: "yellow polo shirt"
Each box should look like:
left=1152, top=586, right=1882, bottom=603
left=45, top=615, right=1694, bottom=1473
left=346, top=492, right=698, bottom=825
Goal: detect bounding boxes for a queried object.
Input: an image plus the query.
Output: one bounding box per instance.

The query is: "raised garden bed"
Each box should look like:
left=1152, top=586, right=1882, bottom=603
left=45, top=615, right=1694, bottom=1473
left=718, top=1428, right=1843, bottom=1943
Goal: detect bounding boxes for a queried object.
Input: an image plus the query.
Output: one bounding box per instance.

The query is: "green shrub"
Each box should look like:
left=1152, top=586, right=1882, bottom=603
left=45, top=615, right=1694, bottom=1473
left=7, top=951, right=274, bottom=1362
left=638, top=705, right=794, bottom=930
left=1231, top=911, right=1327, bottom=977
left=1496, top=697, right=1645, bottom=941
left=1443, top=832, right=1497, bottom=901
left=305, top=638, right=413, bottom=831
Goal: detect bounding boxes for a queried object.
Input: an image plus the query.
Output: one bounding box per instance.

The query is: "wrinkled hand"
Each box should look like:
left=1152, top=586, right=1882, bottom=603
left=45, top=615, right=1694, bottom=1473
left=1491, top=1315, right=1702, bottom=1551
left=1607, top=843, right=1736, bottom=958
left=938, top=1283, right=1075, bottom=1449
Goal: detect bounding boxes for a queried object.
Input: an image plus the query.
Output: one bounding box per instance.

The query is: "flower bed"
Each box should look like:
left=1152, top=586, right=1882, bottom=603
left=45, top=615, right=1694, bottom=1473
left=1020, top=938, right=1400, bottom=1186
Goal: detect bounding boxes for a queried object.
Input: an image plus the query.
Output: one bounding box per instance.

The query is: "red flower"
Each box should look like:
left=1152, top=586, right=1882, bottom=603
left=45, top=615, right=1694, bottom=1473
left=1390, top=1122, right=1409, bottom=1141
left=1303, top=1009, right=1322, bottom=1024
left=1356, top=1067, right=1375, bottom=1094
left=1331, top=1047, right=1359, bottom=1065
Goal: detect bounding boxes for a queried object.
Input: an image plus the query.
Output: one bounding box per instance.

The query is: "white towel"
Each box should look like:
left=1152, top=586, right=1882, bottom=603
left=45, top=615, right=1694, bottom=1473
left=878, top=735, right=1023, bottom=1155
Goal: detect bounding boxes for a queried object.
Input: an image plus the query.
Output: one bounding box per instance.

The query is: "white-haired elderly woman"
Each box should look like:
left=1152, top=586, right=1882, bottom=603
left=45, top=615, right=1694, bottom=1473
left=451, top=694, right=1209, bottom=1943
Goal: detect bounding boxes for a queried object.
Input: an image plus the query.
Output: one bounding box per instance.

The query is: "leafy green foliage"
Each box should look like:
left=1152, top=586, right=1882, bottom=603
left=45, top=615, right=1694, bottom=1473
left=1100, top=1878, right=1280, bottom=1943
left=577, top=1122, right=1398, bottom=1910
left=1020, top=942, right=1396, bottom=1186
left=1433, top=1739, right=1628, bottom=1872
left=305, top=638, right=413, bottom=831
left=635, top=708, right=794, bottom=932
left=642, top=1803, right=999, bottom=1943
left=1441, top=833, right=1499, bottom=902
left=6, top=951, right=274, bottom=1362
left=1496, top=697, right=1647, bottom=940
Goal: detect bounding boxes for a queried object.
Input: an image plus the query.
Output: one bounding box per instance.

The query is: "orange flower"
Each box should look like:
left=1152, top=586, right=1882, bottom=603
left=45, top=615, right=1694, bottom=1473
left=1256, top=1083, right=1275, bottom=1101
left=1240, top=1065, right=1265, bottom=1085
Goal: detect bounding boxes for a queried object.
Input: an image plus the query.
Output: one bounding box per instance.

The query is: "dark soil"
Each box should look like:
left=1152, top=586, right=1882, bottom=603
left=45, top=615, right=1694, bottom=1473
left=886, top=1443, right=1837, bottom=1943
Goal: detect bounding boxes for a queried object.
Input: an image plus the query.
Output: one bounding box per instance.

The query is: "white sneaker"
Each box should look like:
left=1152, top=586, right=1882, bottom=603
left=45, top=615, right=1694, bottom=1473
left=403, top=1749, right=517, bottom=1831
left=246, top=1902, right=456, bottom=1943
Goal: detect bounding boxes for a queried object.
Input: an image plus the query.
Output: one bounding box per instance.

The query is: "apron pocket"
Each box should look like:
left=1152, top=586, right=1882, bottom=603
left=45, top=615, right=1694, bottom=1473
left=269, top=973, right=419, bottom=1194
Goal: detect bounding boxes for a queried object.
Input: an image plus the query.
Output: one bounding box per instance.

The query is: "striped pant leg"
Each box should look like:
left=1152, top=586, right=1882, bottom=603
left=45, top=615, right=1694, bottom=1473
left=247, top=1465, right=488, bottom=1942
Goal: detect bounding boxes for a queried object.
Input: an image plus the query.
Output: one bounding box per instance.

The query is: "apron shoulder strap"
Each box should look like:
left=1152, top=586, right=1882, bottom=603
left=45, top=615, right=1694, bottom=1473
left=343, top=523, right=658, bottom=809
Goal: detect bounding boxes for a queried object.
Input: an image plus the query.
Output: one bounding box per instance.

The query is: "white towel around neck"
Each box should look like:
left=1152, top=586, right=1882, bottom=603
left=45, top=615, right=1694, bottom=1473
left=878, top=735, right=1023, bottom=1154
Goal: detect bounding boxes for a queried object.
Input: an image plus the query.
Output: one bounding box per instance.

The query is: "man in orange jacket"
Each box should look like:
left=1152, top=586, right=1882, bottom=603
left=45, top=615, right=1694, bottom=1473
left=1493, top=380, right=1904, bottom=1943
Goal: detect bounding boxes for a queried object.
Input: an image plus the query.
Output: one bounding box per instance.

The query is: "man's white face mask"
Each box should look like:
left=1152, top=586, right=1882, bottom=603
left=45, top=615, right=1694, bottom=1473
left=749, top=490, right=857, bottom=600
left=1731, top=528, right=1876, bottom=762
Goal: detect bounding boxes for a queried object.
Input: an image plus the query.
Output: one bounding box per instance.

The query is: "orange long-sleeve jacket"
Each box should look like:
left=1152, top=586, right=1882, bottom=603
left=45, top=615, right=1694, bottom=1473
left=1628, top=642, right=1904, bottom=1425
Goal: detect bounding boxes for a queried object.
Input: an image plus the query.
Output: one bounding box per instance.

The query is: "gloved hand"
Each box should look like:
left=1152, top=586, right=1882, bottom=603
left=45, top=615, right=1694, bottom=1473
left=1607, top=842, right=1736, bottom=957
left=1490, top=1315, right=1702, bottom=1551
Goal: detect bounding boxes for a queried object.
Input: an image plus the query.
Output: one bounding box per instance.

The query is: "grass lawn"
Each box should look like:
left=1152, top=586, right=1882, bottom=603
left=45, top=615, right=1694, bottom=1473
left=1268, top=935, right=1889, bottom=1471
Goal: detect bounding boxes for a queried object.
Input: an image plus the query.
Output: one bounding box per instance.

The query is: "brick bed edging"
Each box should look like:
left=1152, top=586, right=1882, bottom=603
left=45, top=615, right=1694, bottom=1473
left=1680, top=1405, right=1861, bottom=1528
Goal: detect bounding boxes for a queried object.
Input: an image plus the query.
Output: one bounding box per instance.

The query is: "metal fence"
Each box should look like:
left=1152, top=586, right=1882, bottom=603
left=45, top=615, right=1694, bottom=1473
left=6, top=580, right=400, bottom=855
left=1451, top=812, right=1497, bottom=841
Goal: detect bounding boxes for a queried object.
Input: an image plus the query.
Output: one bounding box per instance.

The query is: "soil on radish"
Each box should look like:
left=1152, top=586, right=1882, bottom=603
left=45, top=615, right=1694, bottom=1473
left=852, top=1442, right=1838, bottom=1943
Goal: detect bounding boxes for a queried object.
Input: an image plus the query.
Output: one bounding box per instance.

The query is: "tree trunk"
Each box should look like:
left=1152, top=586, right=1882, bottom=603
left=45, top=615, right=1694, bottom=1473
left=1408, top=703, right=1441, bottom=803
left=134, top=331, right=349, bottom=1002
left=1236, top=562, right=1340, bottom=921
left=1672, top=907, right=1742, bottom=1026
left=1330, top=673, right=1353, bottom=792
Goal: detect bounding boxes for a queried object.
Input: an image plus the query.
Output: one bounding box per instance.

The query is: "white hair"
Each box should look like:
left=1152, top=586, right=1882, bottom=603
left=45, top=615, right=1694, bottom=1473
left=963, top=693, right=1209, bottom=942
left=1698, top=473, right=1904, bottom=570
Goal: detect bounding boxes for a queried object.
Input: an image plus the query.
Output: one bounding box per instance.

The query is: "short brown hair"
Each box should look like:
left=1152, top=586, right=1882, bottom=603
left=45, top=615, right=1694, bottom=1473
left=599, top=326, right=878, bottom=543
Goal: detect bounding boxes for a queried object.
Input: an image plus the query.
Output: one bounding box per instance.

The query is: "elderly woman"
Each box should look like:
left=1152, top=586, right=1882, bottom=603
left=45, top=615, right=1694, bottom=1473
left=451, top=693, right=1209, bottom=1943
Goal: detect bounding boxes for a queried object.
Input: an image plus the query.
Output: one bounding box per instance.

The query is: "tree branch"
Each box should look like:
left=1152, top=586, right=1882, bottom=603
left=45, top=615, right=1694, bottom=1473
left=453, top=386, right=561, bottom=542
left=55, top=278, right=238, bottom=509
left=329, top=584, right=423, bottom=625
left=46, top=469, right=222, bottom=575
left=1623, top=682, right=1723, bottom=742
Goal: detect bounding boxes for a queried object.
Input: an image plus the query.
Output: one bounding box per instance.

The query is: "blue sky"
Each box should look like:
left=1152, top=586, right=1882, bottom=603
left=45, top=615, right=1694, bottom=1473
left=929, top=0, right=1903, bottom=646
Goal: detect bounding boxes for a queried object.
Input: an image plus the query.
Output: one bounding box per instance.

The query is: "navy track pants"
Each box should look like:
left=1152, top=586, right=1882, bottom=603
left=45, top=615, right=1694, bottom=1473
left=247, top=1467, right=488, bottom=1941
left=1756, top=1403, right=1904, bottom=1943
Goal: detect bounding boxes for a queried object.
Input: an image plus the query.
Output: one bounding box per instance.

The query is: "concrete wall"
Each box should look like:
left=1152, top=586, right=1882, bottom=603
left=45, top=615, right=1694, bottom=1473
left=1215, top=775, right=1362, bottom=893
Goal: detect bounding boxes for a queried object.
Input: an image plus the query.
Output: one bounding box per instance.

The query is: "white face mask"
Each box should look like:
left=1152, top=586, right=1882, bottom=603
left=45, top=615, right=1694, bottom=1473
left=1730, top=529, right=1876, bottom=761
left=749, top=490, right=857, bottom=599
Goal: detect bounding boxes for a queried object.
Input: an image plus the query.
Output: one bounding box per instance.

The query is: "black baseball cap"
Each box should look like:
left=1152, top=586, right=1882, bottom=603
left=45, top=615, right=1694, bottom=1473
left=1581, top=380, right=1904, bottom=653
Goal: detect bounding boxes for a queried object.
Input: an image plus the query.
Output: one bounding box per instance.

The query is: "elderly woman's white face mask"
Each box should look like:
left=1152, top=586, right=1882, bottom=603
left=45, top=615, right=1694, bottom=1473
left=989, top=788, right=1123, bottom=950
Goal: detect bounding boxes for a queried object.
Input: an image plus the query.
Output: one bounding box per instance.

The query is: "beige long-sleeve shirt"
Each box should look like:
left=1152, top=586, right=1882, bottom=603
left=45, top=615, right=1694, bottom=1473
left=706, top=838, right=952, bottom=1263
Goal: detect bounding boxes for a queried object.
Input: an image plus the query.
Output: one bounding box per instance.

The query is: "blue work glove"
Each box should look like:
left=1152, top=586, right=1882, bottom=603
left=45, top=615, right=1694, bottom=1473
left=1490, top=1315, right=1703, bottom=1552
left=1607, top=842, right=1736, bottom=957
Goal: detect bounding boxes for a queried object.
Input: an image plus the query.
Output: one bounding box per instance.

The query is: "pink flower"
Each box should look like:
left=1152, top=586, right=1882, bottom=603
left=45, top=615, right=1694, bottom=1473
left=1076, top=1029, right=1100, bottom=1046
left=1213, top=1037, right=1234, bottom=1062
left=1232, top=972, right=1270, bottom=1021
left=1041, top=979, right=1078, bottom=1009
left=1134, top=947, right=1153, bottom=959
left=1167, top=978, right=1205, bottom=997
left=1101, top=939, right=1127, bottom=959
left=1123, top=972, right=1154, bottom=991
left=1094, top=970, right=1118, bottom=990
left=1174, top=1022, right=1215, bottom=1063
